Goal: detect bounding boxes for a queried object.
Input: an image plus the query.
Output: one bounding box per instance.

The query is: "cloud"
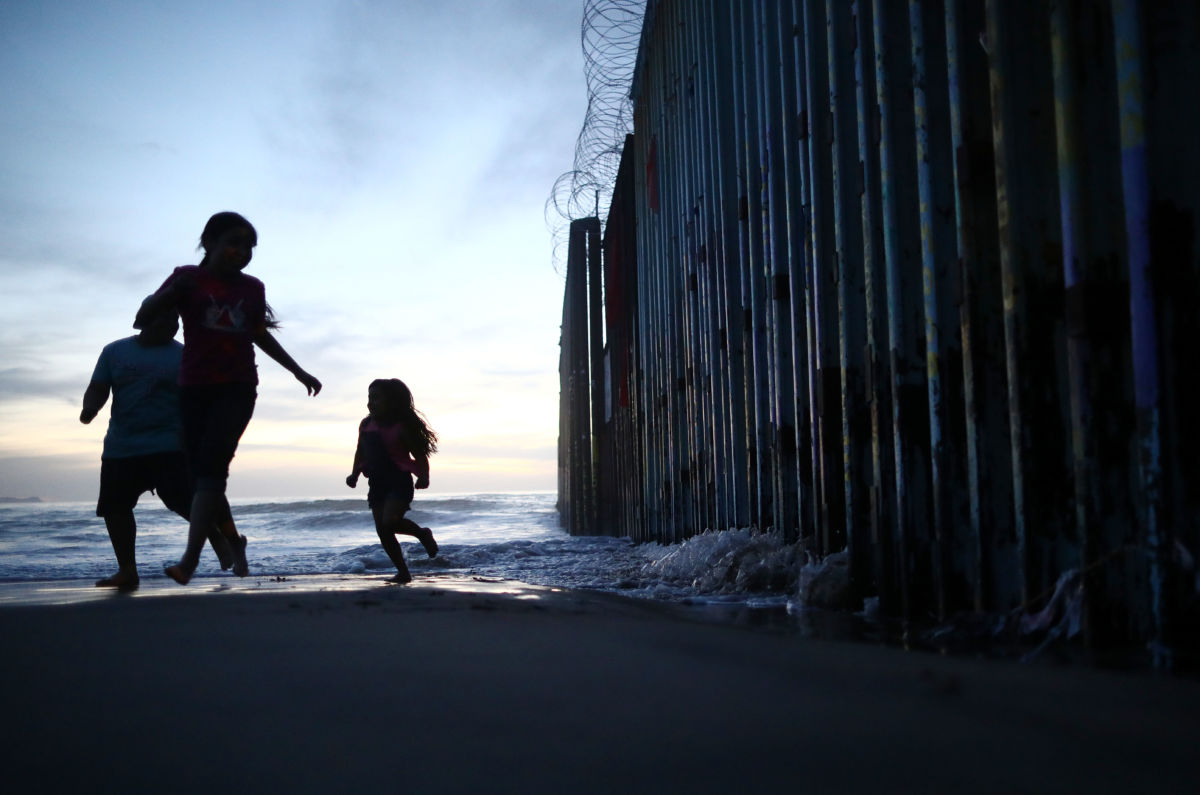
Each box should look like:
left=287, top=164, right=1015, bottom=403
left=0, top=367, right=82, bottom=403
left=0, top=0, right=587, bottom=498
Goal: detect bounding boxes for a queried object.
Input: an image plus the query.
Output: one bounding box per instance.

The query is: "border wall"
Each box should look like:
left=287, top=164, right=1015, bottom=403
left=558, top=0, right=1200, bottom=658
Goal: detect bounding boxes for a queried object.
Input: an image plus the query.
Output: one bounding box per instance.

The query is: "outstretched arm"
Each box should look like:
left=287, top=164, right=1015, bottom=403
left=346, top=431, right=363, bottom=488
left=80, top=381, right=111, bottom=424
left=254, top=329, right=322, bottom=395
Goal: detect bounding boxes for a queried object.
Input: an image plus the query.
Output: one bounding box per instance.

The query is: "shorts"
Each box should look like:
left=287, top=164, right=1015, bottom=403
left=367, top=470, right=414, bottom=512
left=96, top=451, right=191, bottom=518
left=180, top=382, right=256, bottom=492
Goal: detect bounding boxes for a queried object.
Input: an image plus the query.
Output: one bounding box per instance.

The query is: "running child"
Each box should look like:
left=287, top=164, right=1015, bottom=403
left=135, top=211, right=322, bottom=584
left=81, top=311, right=240, bottom=588
left=346, top=378, right=438, bottom=583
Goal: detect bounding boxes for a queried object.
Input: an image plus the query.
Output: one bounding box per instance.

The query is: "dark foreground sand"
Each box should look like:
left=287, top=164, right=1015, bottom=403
left=1, top=576, right=1196, bottom=794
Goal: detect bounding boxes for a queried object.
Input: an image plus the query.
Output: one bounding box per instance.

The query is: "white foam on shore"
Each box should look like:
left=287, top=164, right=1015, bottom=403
left=0, top=494, right=807, bottom=610
left=0, top=571, right=560, bottom=608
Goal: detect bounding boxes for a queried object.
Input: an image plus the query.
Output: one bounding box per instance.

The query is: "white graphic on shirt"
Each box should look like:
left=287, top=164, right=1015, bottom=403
left=203, top=296, right=246, bottom=331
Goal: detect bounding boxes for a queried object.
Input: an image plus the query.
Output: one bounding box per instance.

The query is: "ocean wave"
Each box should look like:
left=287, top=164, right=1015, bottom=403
left=229, top=494, right=552, bottom=518
left=290, top=511, right=370, bottom=530
left=232, top=499, right=365, bottom=515
left=0, top=493, right=808, bottom=609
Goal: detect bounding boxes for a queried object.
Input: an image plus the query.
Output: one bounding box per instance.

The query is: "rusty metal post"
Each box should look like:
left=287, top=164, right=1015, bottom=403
left=587, top=214, right=605, bottom=536
left=789, top=0, right=822, bottom=544
left=943, top=0, right=1013, bottom=612
left=1049, top=0, right=1139, bottom=647
left=986, top=0, right=1072, bottom=606
left=561, top=218, right=598, bottom=536
left=734, top=0, right=770, bottom=530
left=674, top=0, right=704, bottom=538
left=633, top=9, right=667, bottom=543
left=874, top=0, right=933, bottom=618
left=710, top=0, right=752, bottom=531
left=772, top=0, right=810, bottom=542
left=803, top=0, right=845, bottom=556
left=664, top=4, right=689, bottom=543
left=756, top=0, right=799, bottom=536
left=852, top=0, right=894, bottom=602
left=688, top=0, right=719, bottom=532
left=1111, top=0, right=1169, bottom=667
left=826, top=0, right=869, bottom=589
left=911, top=0, right=971, bottom=616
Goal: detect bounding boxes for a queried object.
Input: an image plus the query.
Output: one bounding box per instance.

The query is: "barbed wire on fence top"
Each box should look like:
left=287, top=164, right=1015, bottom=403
left=546, top=0, right=646, bottom=275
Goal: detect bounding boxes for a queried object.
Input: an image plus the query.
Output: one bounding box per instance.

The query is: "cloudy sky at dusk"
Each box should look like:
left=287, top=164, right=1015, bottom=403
left=0, top=0, right=590, bottom=501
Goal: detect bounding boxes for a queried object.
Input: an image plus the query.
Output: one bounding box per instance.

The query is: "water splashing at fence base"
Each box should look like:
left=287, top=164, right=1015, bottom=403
left=8, top=496, right=1178, bottom=666
left=619, top=528, right=882, bottom=641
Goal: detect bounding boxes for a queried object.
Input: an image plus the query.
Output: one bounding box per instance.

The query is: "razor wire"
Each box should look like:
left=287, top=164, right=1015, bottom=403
left=547, top=0, right=646, bottom=274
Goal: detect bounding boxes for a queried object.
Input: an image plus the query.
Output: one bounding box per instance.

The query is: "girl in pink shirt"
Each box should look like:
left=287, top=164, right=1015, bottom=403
left=136, top=211, right=322, bottom=584
left=346, top=378, right=438, bottom=583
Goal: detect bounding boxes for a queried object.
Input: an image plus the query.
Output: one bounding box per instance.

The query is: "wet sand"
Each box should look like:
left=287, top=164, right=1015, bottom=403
left=1, top=576, right=1196, bottom=793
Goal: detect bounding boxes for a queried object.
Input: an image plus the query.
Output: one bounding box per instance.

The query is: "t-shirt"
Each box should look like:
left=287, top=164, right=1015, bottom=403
left=90, top=336, right=184, bottom=459
left=156, top=265, right=267, bottom=385
left=355, top=417, right=427, bottom=478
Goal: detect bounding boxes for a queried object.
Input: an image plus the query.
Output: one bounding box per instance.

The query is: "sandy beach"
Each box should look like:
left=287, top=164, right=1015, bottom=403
left=1, top=576, right=1196, bottom=793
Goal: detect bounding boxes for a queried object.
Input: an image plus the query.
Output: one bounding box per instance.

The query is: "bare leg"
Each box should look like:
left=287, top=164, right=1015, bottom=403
left=215, top=497, right=248, bottom=576
left=166, top=490, right=222, bottom=585
left=160, top=475, right=233, bottom=570
left=395, top=517, right=438, bottom=558
left=206, top=525, right=234, bottom=570
left=97, top=512, right=139, bottom=589
left=372, top=499, right=412, bottom=583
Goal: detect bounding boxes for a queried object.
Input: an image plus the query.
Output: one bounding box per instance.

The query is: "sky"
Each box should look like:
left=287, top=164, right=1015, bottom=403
left=0, top=0, right=591, bottom=501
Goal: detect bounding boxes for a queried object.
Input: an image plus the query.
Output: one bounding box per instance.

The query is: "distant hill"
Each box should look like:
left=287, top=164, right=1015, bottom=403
left=0, top=497, right=43, bottom=504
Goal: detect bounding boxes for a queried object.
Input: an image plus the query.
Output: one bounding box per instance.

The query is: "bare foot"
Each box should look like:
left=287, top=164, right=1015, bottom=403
left=214, top=536, right=233, bottom=570
left=417, top=527, right=439, bottom=559
left=215, top=519, right=236, bottom=570
left=230, top=534, right=249, bottom=577
left=164, top=564, right=193, bottom=585
left=388, top=572, right=412, bottom=584
left=95, top=571, right=140, bottom=590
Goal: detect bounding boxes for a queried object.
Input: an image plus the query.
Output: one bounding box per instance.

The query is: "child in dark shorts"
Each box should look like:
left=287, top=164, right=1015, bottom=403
left=93, top=451, right=238, bottom=586
left=97, top=452, right=193, bottom=518
left=81, top=312, right=239, bottom=589
left=346, top=378, right=438, bottom=583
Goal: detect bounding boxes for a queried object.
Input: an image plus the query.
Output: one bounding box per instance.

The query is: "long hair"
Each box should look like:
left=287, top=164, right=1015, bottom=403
left=196, top=211, right=278, bottom=329
left=199, top=211, right=257, bottom=253
left=370, top=378, right=438, bottom=458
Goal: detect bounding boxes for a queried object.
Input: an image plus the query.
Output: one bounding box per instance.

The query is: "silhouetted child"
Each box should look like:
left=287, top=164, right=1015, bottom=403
left=346, top=378, right=438, bottom=583
left=135, top=211, right=322, bottom=584
left=80, top=311, right=240, bottom=588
